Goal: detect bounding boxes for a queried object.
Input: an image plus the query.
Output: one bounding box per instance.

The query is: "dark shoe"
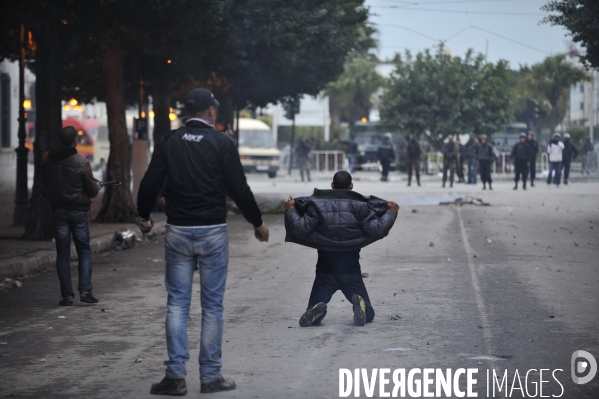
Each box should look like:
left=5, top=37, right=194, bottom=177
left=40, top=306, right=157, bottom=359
left=442, top=183, right=445, bottom=188
left=59, top=298, right=73, bottom=306
left=201, top=376, right=236, bottom=393
left=150, top=376, right=187, bottom=396
left=531, top=183, right=535, bottom=187
left=351, top=294, right=366, bottom=326
left=450, top=183, right=453, bottom=188
left=513, top=184, right=517, bottom=190
left=482, top=185, right=486, bottom=190
left=80, top=293, right=99, bottom=304
left=299, top=302, right=327, bottom=327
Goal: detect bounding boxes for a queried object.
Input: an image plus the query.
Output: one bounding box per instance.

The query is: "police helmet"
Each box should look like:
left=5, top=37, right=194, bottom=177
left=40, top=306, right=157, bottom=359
left=479, top=134, right=487, bottom=140
left=519, top=132, right=527, bottom=138
left=564, top=133, right=571, bottom=139
left=553, top=133, right=561, bottom=139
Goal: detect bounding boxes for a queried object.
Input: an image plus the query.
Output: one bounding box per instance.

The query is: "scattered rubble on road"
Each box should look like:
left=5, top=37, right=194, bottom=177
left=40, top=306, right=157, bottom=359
left=111, top=230, right=136, bottom=250
left=440, top=197, right=490, bottom=206
left=389, top=315, right=402, bottom=321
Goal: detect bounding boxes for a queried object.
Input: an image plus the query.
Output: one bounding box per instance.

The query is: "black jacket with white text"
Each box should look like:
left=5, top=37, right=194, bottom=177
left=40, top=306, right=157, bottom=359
left=137, top=120, right=263, bottom=227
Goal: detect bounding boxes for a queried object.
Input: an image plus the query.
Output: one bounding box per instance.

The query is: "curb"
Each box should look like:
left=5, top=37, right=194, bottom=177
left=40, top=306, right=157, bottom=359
left=0, top=220, right=167, bottom=280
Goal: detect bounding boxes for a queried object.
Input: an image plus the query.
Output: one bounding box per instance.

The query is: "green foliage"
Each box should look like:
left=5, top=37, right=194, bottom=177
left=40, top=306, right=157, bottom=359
left=517, top=54, right=589, bottom=133
left=380, top=44, right=513, bottom=139
left=566, top=125, right=598, bottom=145
left=326, top=24, right=383, bottom=126
left=542, top=0, right=599, bottom=70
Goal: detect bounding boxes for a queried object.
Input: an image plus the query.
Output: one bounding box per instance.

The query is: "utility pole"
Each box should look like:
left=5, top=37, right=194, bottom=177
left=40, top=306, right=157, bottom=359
left=13, top=24, right=29, bottom=226
left=283, top=97, right=300, bottom=176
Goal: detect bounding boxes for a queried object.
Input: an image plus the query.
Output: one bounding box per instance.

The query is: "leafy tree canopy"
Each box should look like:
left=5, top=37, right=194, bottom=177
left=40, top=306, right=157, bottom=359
left=542, top=0, right=599, bottom=70
left=380, top=45, right=513, bottom=139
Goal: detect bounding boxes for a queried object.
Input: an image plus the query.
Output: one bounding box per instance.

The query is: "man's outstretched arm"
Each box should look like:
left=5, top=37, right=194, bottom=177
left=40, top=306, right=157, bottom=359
left=360, top=201, right=399, bottom=240
left=284, top=196, right=319, bottom=239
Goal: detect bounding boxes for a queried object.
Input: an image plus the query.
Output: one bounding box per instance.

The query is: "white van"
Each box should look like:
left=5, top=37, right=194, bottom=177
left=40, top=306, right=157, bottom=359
left=237, top=118, right=280, bottom=178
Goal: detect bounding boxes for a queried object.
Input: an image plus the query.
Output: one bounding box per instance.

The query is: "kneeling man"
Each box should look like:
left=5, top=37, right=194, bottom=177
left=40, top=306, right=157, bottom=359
left=284, top=171, right=398, bottom=327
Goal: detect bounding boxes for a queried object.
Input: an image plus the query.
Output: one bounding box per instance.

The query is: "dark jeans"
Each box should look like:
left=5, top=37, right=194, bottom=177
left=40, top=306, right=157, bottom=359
left=514, top=160, right=528, bottom=184
left=52, top=208, right=93, bottom=300
left=562, top=159, right=571, bottom=183
left=406, top=159, right=420, bottom=184
left=479, top=160, right=493, bottom=184
left=529, top=159, right=536, bottom=184
left=547, top=161, right=562, bottom=186
left=307, top=273, right=375, bottom=323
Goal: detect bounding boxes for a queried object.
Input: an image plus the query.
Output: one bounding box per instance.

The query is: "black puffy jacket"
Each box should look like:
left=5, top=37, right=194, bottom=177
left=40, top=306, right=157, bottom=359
left=285, top=189, right=397, bottom=251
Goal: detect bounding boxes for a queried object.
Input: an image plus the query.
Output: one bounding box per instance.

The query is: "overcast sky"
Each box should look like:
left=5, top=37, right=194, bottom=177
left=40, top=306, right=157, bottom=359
left=366, top=0, right=576, bottom=69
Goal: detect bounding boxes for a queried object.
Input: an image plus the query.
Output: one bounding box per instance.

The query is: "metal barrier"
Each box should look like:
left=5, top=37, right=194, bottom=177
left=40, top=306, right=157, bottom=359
left=309, top=150, right=347, bottom=172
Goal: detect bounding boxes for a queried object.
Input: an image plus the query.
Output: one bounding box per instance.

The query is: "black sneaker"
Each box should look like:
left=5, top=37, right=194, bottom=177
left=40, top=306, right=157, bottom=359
left=351, top=294, right=367, bottom=326
left=200, top=376, right=236, bottom=393
left=299, top=302, right=327, bottom=327
left=59, top=298, right=73, bottom=306
left=150, top=376, right=187, bottom=396
left=80, top=293, right=99, bottom=304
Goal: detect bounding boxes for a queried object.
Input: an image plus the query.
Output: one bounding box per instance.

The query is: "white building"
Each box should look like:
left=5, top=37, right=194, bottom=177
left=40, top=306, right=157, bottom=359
left=271, top=93, right=330, bottom=142
left=565, top=55, right=598, bottom=128
left=0, top=60, right=35, bottom=194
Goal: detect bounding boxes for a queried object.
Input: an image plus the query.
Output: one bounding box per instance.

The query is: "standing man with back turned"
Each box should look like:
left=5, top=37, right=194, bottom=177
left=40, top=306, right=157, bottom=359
left=43, top=126, right=100, bottom=306
left=137, top=88, right=270, bottom=396
left=526, top=131, right=539, bottom=187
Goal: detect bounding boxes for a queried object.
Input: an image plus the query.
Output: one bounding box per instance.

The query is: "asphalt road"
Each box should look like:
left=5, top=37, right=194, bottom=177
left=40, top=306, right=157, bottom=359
left=1, top=180, right=598, bottom=398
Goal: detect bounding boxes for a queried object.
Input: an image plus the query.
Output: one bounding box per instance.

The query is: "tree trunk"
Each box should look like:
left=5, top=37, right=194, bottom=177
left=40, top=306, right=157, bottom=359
left=153, top=79, right=171, bottom=146
left=95, top=40, right=136, bottom=223
left=23, top=22, right=62, bottom=241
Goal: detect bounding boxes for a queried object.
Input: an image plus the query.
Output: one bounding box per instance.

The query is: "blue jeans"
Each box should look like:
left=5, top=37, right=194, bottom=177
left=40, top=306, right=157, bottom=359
left=347, top=153, right=356, bottom=173
left=52, top=209, right=93, bottom=300
left=163, top=225, right=229, bottom=383
left=467, top=158, right=477, bottom=184
left=547, top=161, right=562, bottom=186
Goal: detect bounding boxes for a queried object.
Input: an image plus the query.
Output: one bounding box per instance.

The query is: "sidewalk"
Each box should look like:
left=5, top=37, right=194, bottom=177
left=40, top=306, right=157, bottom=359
left=0, top=194, right=167, bottom=279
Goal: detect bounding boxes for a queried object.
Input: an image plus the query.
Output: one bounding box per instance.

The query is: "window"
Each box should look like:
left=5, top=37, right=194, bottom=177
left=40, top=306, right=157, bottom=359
left=580, top=85, right=584, bottom=93
left=0, top=73, right=10, bottom=148
left=580, top=102, right=584, bottom=110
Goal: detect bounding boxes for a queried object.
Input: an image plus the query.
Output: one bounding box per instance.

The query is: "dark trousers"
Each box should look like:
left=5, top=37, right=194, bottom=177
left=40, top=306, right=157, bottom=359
left=380, top=159, right=391, bottom=179
left=52, top=208, right=93, bottom=300
left=529, top=159, right=536, bottom=184
left=307, top=273, right=375, bottom=323
left=479, top=160, right=493, bottom=184
left=514, top=160, right=528, bottom=185
left=406, top=159, right=420, bottom=184
left=547, top=161, right=562, bottom=186
left=562, top=159, right=571, bottom=183
left=442, top=158, right=456, bottom=184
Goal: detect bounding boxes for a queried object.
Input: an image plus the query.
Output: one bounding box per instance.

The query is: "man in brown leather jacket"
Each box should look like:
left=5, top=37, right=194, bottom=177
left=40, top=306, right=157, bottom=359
left=43, top=126, right=100, bottom=306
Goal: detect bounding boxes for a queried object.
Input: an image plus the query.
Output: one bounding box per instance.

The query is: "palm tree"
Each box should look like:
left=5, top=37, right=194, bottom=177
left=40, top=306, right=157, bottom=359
left=326, top=54, right=385, bottom=128
left=519, top=54, right=589, bottom=133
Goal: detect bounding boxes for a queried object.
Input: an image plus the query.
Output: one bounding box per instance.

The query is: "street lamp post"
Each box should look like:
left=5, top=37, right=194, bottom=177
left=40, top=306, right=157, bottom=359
left=13, top=24, right=29, bottom=226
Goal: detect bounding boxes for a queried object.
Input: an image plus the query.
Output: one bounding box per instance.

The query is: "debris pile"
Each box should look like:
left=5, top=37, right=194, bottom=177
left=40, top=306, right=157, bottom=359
left=440, top=197, right=490, bottom=206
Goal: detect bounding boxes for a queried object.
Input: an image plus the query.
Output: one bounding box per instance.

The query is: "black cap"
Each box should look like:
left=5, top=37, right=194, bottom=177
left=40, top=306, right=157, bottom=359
left=184, top=88, right=219, bottom=112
